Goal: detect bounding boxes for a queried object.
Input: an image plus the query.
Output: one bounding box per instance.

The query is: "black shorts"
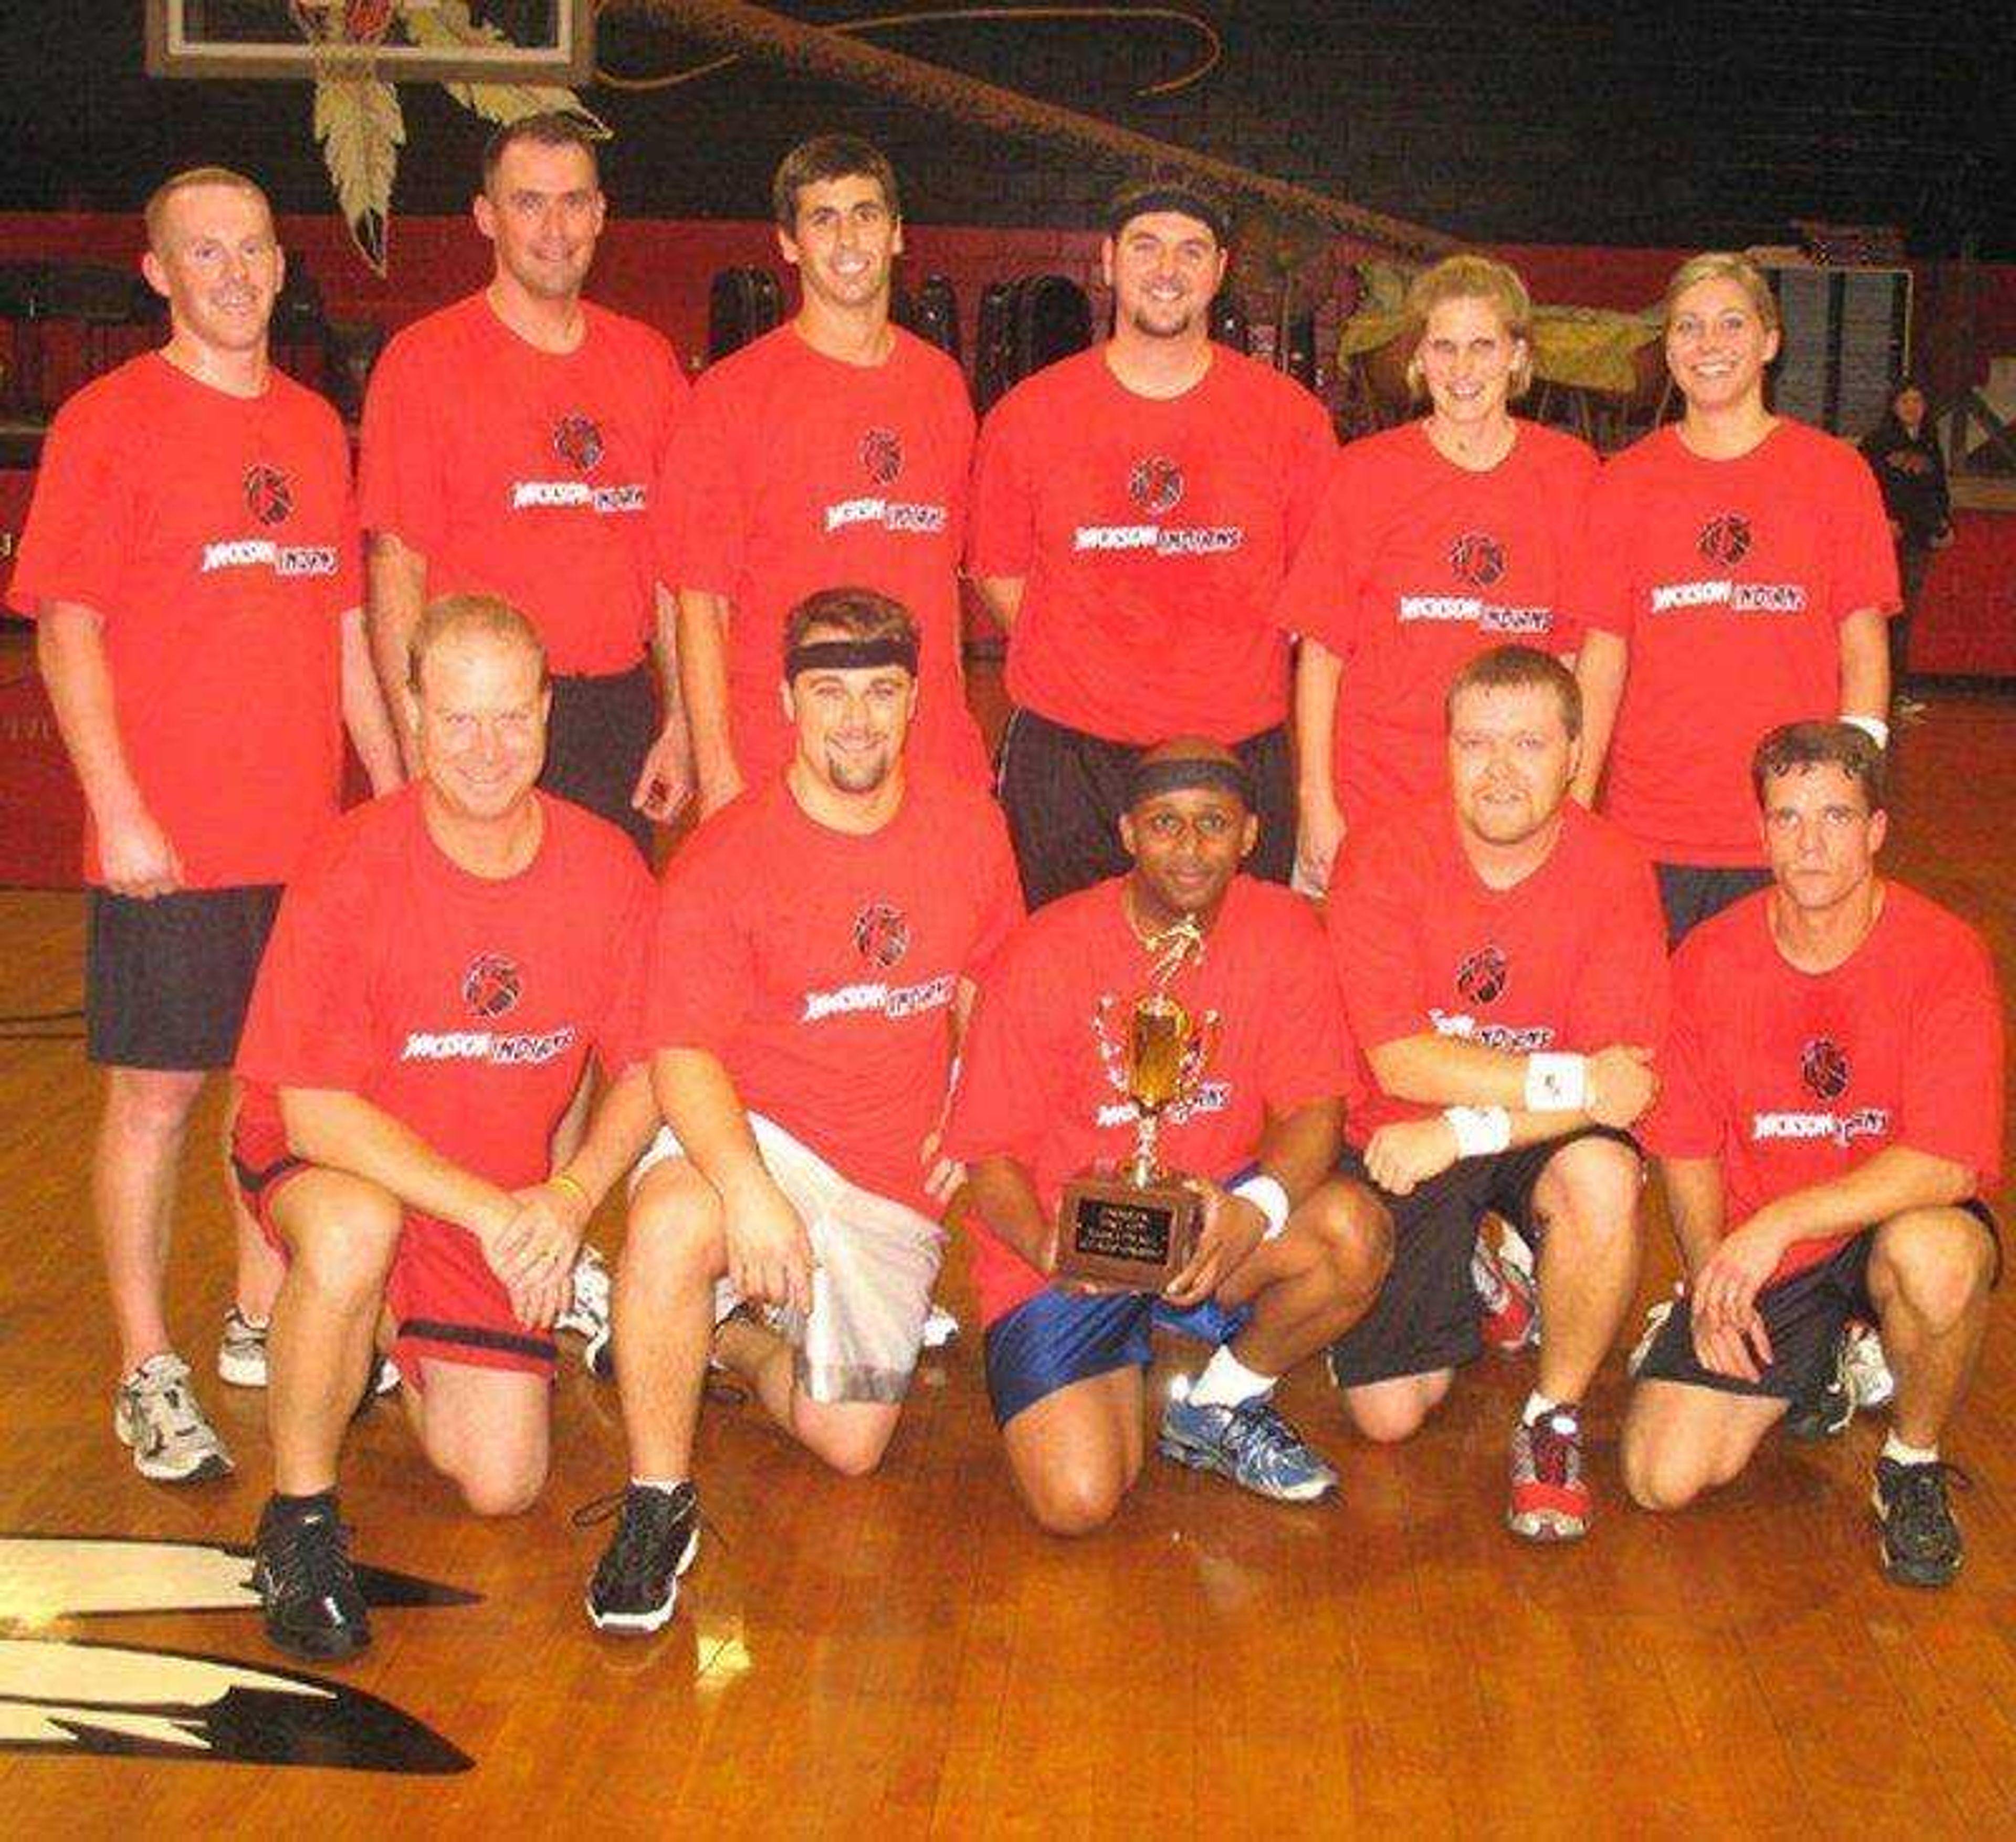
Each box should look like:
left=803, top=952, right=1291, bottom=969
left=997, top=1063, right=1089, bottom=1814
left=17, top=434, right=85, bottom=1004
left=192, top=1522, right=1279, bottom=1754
left=1655, top=862, right=1772, bottom=950
left=85, top=883, right=282, bottom=1070
left=1325, top=1126, right=1641, bottom=1388
left=541, top=660, right=658, bottom=860
left=995, top=706, right=1295, bottom=910
left=1633, top=1201, right=2001, bottom=1401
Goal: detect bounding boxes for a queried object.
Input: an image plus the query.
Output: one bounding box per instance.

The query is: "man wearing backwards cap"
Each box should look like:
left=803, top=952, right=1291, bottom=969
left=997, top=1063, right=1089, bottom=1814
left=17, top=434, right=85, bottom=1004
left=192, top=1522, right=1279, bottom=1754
left=947, top=739, right=1391, bottom=1531
left=586, top=586, right=1022, bottom=1632
left=968, top=176, right=1336, bottom=909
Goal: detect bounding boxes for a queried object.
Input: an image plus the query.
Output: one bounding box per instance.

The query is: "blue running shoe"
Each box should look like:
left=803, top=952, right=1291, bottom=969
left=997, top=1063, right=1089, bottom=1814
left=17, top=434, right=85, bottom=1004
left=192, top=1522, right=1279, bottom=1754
left=1157, top=1392, right=1339, bottom=1503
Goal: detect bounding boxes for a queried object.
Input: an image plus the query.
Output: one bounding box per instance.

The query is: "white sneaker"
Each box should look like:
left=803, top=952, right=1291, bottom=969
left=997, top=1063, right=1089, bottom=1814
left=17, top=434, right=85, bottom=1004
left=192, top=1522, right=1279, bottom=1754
left=114, top=1353, right=233, bottom=1482
left=557, top=1246, right=613, bottom=1376
left=921, top=1302, right=961, bottom=1350
left=218, top=1307, right=400, bottom=1397
left=1843, top=1322, right=1895, bottom=1409
left=217, top=1306, right=269, bottom=1387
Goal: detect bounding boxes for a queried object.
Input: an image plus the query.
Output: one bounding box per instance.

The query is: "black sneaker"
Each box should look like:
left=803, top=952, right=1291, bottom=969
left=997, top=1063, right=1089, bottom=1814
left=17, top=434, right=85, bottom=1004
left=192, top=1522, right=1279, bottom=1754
left=1784, top=1330, right=1854, bottom=1441
left=251, top=1493, right=371, bottom=1660
left=582, top=1482, right=700, bottom=1634
left=1872, top=1456, right=1968, bottom=1587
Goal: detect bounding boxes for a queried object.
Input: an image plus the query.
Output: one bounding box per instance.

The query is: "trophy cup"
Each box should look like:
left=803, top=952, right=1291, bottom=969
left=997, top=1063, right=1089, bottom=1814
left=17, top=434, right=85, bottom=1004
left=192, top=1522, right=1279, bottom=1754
left=1055, top=989, right=1220, bottom=1289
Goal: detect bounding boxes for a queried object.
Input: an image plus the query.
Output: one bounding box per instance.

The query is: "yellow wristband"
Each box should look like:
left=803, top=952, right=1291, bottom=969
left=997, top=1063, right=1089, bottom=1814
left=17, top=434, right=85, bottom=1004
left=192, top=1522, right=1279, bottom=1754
left=551, top=1171, right=591, bottom=1210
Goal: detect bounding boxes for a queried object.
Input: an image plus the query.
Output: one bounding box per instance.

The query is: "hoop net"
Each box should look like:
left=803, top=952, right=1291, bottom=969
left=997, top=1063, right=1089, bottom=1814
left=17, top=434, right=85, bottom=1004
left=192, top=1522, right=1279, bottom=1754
left=290, top=0, right=398, bottom=83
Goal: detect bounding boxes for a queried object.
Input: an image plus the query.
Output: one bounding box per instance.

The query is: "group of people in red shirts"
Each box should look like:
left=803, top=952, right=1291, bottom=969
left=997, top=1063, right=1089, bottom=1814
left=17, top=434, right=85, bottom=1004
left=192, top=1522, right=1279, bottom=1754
left=11, top=114, right=2003, bottom=1667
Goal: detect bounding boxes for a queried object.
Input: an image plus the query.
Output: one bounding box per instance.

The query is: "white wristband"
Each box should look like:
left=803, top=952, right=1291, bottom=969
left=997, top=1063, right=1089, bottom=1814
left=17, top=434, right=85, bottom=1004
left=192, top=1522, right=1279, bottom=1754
left=1524, top=1051, right=1589, bottom=1112
left=1444, top=1106, right=1513, bottom=1158
left=1842, top=713, right=1890, bottom=750
left=1232, top=1173, right=1292, bottom=1240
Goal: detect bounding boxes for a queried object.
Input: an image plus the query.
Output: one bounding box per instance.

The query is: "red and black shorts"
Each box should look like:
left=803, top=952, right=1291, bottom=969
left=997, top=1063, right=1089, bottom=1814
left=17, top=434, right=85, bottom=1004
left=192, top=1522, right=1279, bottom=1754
left=232, top=1115, right=557, bottom=1386
left=1325, top=1125, right=1641, bottom=1388
left=1632, top=1201, right=2001, bottom=1401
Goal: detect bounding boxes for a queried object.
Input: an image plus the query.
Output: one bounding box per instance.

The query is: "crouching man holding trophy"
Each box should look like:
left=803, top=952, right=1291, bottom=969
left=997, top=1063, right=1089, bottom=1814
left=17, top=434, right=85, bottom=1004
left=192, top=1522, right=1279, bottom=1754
left=947, top=739, right=1393, bottom=1532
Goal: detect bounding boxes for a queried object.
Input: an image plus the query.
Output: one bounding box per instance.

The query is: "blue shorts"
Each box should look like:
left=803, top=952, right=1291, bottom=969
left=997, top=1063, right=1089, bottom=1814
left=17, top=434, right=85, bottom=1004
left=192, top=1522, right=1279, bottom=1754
left=983, top=1289, right=1251, bottom=1427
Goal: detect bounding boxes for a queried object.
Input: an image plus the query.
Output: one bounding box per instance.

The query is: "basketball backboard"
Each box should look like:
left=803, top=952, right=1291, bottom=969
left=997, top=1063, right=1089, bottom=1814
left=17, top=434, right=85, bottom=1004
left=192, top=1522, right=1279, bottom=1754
left=143, top=1, right=596, bottom=84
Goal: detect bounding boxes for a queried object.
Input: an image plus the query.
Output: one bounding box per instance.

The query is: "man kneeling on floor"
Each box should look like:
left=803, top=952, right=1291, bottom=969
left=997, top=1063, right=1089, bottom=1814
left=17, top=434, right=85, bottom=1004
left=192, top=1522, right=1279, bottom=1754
left=1324, top=645, right=1670, bottom=1541
left=945, top=740, right=1391, bottom=1532
left=1623, top=721, right=2004, bottom=1586
left=585, top=587, right=1022, bottom=1633
left=234, top=594, right=659, bottom=1659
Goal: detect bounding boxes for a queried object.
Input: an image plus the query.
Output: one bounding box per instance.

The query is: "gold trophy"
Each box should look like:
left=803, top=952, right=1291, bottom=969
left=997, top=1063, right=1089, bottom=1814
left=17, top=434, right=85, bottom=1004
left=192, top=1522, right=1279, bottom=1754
left=1055, top=985, right=1221, bottom=1289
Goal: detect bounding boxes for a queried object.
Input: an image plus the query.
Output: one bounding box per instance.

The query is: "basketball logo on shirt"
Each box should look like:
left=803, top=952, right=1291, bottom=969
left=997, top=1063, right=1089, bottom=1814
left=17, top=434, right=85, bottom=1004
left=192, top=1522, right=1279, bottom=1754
left=461, top=953, right=523, bottom=1022
left=1448, top=532, right=1506, bottom=588
left=1800, top=1037, right=1851, bottom=1102
left=553, top=413, right=603, bottom=472
left=852, top=901, right=911, bottom=970
left=860, top=427, right=904, bottom=486
left=243, top=465, right=292, bottom=526
left=1129, top=456, right=1184, bottom=516
left=1455, top=945, right=1508, bottom=1006
left=1698, top=513, right=1752, bottom=566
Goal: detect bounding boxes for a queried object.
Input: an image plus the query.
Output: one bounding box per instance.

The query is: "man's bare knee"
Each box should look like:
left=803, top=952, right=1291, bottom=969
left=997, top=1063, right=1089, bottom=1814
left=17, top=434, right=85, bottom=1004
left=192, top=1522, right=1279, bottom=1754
left=1536, top=1139, right=1642, bottom=1246
left=1306, top=1185, right=1393, bottom=1304
left=624, top=1161, right=727, bottom=1281
left=1875, top=1210, right=1996, bottom=1337
left=803, top=1413, right=897, bottom=1479
left=286, top=1185, right=401, bottom=1310
left=102, top=1067, right=206, bottom=1136
left=1341, top=1373, right=1445, bottom=1445
left=1021, top=1461, right=1126, bottom=1537
left=450, top=1457, right=547, bottom=1518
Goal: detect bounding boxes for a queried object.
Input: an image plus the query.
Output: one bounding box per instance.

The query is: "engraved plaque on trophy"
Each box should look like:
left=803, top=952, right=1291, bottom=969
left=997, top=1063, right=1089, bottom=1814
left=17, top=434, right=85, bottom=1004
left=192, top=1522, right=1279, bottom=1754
left=1055, top=989, right=1220, bottom=1290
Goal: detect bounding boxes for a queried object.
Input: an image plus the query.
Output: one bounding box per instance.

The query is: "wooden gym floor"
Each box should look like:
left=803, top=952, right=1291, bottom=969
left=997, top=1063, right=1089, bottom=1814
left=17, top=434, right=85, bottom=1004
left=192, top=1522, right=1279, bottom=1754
left=0, top=673, right=2012, bottom=1837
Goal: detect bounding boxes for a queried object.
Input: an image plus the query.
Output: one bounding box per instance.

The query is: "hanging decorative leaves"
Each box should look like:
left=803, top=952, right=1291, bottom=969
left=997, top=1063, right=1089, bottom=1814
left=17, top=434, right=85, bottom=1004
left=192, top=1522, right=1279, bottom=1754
left=403, top=1, right=610, bottom=136
left=311, top=67, right=405, bottom=277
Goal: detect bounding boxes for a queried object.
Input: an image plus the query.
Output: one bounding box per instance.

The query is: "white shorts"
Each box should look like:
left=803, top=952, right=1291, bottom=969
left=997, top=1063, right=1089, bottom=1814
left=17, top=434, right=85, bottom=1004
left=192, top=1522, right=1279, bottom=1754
left=633, top=1114, right=944, bottom=1405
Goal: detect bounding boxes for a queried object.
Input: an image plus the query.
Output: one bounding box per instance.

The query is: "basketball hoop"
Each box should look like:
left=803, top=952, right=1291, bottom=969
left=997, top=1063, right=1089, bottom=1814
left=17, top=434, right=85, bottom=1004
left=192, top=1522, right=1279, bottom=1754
left=290, top=0, right=397, bottom=84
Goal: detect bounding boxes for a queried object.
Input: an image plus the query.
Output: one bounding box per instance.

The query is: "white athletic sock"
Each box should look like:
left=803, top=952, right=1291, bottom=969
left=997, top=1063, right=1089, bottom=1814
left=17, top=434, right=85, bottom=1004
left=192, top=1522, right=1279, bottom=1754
left=1522, top=1391, right=1568, bottom=1427
left=1881, top=1431, right=1938, bottom=1468
left=1187, top=1345, right=1275, bottom=1409
left=630, top=1476, right=688, bottom=1495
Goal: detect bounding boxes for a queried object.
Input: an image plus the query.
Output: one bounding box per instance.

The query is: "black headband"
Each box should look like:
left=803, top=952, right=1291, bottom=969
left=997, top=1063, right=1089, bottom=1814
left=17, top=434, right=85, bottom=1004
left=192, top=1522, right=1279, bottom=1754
left=1109, top=184, right=1230, bottom=248
left=1128, top=756, right=1253, bottom=809
left=785, top=636, right=918, bottom=680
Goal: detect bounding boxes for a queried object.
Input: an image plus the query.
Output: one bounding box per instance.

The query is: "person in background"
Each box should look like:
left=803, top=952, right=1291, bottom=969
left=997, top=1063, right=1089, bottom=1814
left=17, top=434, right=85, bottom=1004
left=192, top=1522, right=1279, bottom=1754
left=1859, top=378, right=1951, bottom=722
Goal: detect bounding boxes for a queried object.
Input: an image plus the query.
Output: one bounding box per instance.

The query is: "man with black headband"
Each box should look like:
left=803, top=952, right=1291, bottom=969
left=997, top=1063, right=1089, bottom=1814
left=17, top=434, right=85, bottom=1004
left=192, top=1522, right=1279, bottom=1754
left=1323, top=646, right=1667, bottom=1543
left=587, top=587, right=1021, bottom=1632
left=947, top=739, right=1391, bottom=1529
left=968, top=175, right=1336, bottom=909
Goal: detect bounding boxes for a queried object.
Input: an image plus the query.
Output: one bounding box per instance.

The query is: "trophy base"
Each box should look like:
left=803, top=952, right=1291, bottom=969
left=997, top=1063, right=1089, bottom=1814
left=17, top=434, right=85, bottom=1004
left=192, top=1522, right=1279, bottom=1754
left=1055, top=1170, right=1201, bottom=1291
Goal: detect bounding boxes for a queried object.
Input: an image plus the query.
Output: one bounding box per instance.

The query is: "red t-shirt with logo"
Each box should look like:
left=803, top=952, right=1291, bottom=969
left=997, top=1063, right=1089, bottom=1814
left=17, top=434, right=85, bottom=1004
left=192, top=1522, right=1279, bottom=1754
left=235, top=785, right=652, bottom=1191
left=359, top=293, right=687, bottom=676
left=1273, top=419, right=1596, bottom=825
left=1581, top=420, right=1898, bottom=865
left=968, top=345, right=1335, bottom=744
left=1327, top=799, right=1669, bottom=1141
left=947, top=874, right=1358, bottom=1326
left=644, top=769, right=1022, bottom=1213
left=8, top=354, right=358, bottom=888
left=1644, top=884, right=2003, bottom=1284
left=656, top=324, right=986, bottom=785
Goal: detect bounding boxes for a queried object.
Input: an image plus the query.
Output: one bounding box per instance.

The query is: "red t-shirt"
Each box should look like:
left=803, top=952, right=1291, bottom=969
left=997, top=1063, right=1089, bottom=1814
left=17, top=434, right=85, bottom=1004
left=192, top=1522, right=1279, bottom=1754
left=1327, top=800, right=1670, bottom=1141
left=968, top=344, right=1335, bottom=744
left=7, top=353, right=358, bottom=888
left=644, top=769, right=1022, bottom=1213
left=947, top=875, right=1358, bottom=1327
left=358, top=293, right=687, bottom=676
left=655, top=324, right=986, bottom=785
left=1582, top=420, right=1899, bottom=865
left=1644, top=883, right=2004, bottom=1285
left=1273, top=419, right=1596, bottom=825
left=236, top=785, right=651, bottom=1192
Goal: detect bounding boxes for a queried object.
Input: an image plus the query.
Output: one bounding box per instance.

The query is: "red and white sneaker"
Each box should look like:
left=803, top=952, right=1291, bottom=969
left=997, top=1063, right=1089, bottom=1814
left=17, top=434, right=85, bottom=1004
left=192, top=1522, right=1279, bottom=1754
left=1507, top=1408, right=1590, bottom=1542
left=1473, top=1224, right=1538, bottom=1354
